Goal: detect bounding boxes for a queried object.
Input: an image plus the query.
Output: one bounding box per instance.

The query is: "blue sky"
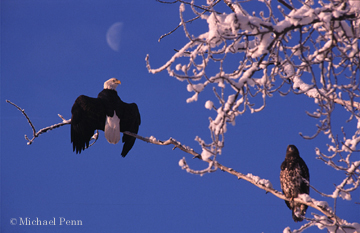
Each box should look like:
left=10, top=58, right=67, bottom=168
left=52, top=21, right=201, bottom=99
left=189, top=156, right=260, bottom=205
left=1, top=0, right=359, bottom=232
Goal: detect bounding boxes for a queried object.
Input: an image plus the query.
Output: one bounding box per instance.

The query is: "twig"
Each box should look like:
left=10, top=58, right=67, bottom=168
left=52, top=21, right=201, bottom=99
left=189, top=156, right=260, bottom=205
left=277, top=0, right=294, bottom=10
left=157, top=0, right=221, bottom=42
left=6, top=100, right=101, bottom=148
left=6, top=100, right=71, bottom=145
left=159, top=22, right=183, bottom=42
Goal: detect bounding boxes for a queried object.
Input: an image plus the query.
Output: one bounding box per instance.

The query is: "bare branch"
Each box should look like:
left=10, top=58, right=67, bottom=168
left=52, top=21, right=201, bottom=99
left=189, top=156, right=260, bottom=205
left=7, top=100, right=105, bottom=149
left=6, top=100, right=71, bottom=145
left=277, top=0, right=294, bottom=10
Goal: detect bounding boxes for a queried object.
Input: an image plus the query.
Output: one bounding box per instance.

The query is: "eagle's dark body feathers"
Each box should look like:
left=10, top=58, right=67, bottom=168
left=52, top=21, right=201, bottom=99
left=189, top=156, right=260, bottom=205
left=71, top=79, right=140, bottom=157
left=280, top=145, right=310, bottom=222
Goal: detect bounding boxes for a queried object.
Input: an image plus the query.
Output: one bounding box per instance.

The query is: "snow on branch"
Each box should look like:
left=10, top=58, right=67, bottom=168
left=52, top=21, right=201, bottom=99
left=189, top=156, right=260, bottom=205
left=284, top=215, right=360, bottom=233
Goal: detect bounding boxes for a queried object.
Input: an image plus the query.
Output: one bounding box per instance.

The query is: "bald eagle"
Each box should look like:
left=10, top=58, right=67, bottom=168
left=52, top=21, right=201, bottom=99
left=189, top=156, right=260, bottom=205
left=71, top=78, right=141, bottom=157
left=280, top=145, right=310, bottom=222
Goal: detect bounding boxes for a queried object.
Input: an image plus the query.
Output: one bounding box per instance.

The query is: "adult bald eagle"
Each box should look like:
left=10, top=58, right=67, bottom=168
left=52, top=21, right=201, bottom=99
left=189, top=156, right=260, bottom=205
left=71, top=78, right=141, bottom=157
left=280, top=145, right=310, bottom=222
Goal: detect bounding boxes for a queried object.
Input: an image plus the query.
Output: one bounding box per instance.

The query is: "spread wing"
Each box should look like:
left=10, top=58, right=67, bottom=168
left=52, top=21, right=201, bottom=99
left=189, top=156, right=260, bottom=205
left=71, top=95, right=106, bottom=153
left=119, top=102, right=141, bottom=157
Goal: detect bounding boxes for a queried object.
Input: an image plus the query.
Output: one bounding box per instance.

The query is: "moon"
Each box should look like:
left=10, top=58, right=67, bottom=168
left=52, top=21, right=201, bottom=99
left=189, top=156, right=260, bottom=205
left=106, top=22, right=123, bottom=52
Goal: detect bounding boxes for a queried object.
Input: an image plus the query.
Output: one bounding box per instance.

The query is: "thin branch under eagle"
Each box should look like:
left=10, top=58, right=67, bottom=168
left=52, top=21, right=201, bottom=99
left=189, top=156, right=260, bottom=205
left=6, top=99, right=345, bottom=227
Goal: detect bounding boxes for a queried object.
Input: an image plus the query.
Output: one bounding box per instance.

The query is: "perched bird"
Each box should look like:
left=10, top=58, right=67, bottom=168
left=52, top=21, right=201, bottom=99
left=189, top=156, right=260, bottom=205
left=71, top=78, right=141, bottom=157
left=280, top=145, right=310, bottom=222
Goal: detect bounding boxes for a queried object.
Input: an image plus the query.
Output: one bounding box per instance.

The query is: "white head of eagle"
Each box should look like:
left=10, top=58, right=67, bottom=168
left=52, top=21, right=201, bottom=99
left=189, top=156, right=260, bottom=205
left=280, top=145, right=310, bottom=222
left=104, top=77, right=121, bottom=90
left=71, top=78, right=141, bottom=157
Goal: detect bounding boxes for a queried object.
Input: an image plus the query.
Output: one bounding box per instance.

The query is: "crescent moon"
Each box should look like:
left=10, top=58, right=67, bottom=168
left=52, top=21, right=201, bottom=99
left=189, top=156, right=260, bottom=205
left=106, top=22, right=123, bottom=52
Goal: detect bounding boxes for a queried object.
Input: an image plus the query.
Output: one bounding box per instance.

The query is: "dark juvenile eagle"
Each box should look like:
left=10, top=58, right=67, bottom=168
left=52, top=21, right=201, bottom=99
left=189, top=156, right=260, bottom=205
left=71, top=78, right=141, bottom=157
left=280, top=145, right=310, bottom=222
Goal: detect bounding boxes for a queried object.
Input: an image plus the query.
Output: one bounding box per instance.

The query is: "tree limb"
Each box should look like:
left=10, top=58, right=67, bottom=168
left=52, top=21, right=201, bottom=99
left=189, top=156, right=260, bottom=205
left=6, top=100, right=71, bottom=145
left=5, top=99, right=349, bottom=226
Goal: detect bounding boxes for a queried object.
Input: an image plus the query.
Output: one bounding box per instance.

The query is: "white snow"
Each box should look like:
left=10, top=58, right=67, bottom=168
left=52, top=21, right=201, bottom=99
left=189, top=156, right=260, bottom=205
left=251, top=33, right=272, bottom=58
left=193, top=83, right=204, bottom=92
left=148, top=136, right=158, bottom=143
left=205, top=100, right=214, bottom=110
left=201, top=148, right=213, bottom=160
left=246, top=173, right=273, bottom=188
left=343, top=135, right=360, bottom=152
left=298, top=193, right=312, bottom=202
left=175, top=63, right=182, bottom=71
left=187, top=84, right=193, bottom=92
left=186, top=92, right=199, bottom=103
left=246, top=173, right=260, bottom=183
left=283, top=61, right=295, bottom=77
left=178, top=157, right=186, bottom=168
left=179, top=3, right=185, bottom=12
left=314, top=200, right=329, bottom=209
left=235, top=64, right=258, bottom=89
left=339, top=191, right=351, bottom=200
left=224, top=94, right=236, bottom=111
left=315, top=215, right=360, bottom=233
left=283, top=227, right=291, bottom=233
left=348, top=161, right=360, bottom=173
left=209, top=108, right=227, bottom=135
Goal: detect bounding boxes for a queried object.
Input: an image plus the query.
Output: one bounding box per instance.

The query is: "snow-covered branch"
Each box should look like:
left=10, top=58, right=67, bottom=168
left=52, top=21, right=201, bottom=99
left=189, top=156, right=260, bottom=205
left=147, top=0, right=360, bottom=231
